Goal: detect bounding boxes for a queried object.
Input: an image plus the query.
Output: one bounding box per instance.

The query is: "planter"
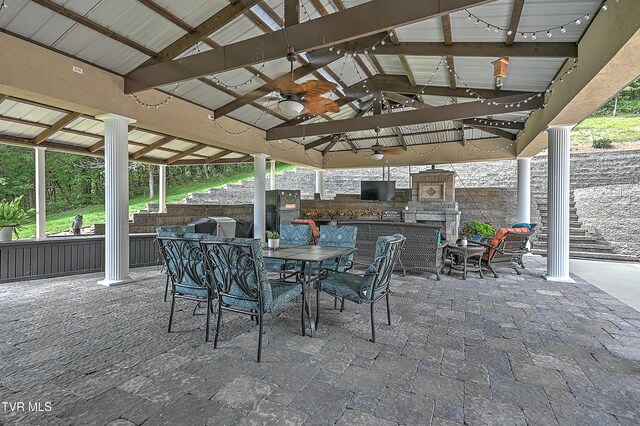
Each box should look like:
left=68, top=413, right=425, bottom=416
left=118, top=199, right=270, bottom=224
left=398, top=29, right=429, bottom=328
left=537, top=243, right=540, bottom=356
left=0, top=226, right=14, bottom=242
left=267, top=238, right=280, bottom=249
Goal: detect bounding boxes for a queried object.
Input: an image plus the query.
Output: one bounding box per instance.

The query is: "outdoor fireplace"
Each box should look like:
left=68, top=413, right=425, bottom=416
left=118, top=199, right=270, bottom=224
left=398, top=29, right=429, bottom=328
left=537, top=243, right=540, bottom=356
left=404, top=169, right=461, bottom=241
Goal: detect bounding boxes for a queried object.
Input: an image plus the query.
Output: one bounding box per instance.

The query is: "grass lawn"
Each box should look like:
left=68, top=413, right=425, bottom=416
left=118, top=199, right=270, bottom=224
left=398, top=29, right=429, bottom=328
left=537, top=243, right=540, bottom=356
left=18, top=164, right=295, bottom=239
left=573, top=116, right=640, bottom=145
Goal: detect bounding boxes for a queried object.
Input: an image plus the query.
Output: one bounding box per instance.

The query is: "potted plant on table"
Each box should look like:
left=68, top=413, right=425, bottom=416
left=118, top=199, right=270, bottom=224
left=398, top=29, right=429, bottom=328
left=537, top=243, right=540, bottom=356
left=461, top=220, right=495, bottom=244
left=0, top=196, right=35, bottom=242
left=266, top=231, right=280, bottom=249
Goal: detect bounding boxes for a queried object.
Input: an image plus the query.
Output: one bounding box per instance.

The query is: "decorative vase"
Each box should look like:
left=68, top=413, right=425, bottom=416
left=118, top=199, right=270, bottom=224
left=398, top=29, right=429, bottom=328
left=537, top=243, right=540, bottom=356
left=0, top=226, right=13, bottom=242
left=268, top=238, right=280, bottom=249
left=460, top=238, right=468, bottom=247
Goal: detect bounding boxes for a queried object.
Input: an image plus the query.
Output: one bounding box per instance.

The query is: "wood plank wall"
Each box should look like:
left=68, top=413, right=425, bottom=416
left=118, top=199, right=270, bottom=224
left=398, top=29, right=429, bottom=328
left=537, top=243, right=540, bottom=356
left=0, top=234, right=159, bottom=283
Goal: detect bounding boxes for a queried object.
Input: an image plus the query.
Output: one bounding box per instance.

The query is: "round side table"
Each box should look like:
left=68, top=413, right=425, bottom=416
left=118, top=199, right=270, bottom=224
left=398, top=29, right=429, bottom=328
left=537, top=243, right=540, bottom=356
left=445, top=244, right=486, bottom=280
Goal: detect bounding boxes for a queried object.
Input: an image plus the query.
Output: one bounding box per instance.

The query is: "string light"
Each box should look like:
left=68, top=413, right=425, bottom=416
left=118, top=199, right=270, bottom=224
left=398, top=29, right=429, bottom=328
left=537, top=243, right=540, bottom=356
left=0, top=0, right=7, bottom=13
left=131, top=43, right=203, bottom=108
left=459, top=1, right=612, bottom=39
left=209, top=62, right=266, bottom=90
left=322, top=34, right=392, bottom=60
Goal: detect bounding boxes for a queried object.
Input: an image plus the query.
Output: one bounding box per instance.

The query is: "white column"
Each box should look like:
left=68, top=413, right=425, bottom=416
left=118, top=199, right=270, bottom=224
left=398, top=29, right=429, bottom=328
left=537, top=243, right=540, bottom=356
left=517, top=157, right=532, bottom=224
left=96, top=113, right=136, bottom=286
left=253, top=154, right=268, bottom=241
left=315, top=170, right=325, bottom=200
left=158, top=165, right=167, bottom=213
left=269, top=160, right=276, bottom=190
left=545, top=125, right=575, bottom=283
left=34, top=147, right=46, bottom=239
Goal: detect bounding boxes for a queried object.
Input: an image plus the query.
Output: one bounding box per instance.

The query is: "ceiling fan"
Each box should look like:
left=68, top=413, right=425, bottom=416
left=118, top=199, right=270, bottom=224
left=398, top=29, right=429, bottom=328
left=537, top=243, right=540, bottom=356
left=269, top=48, right=341, bottom=118
left=368, top=126, right=403, bottom=160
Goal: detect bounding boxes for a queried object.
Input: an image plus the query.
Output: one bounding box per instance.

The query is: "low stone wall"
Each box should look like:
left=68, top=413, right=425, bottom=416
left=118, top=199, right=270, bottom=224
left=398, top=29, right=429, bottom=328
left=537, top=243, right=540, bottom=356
left=574, top=184, right=640, bottom=256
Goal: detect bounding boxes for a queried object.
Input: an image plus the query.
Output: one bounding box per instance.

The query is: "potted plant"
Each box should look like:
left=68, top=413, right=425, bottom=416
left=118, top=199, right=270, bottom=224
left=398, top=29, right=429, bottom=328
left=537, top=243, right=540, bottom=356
left=0, top=196, right=35, bottom=242
left=461, top=220, right=495, bottom=243
left=266, top=231, right=280, bottom=249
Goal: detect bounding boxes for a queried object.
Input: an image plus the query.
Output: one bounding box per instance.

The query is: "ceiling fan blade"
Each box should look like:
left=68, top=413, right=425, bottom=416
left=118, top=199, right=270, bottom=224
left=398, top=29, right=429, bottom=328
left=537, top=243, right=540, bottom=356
left=303, top=97, right=340, bottom=116
left=383, top=147, right=405, bottom=155
left=299, top=80, right=337, bottom=97
left=272, top=80, right=302, bottom=94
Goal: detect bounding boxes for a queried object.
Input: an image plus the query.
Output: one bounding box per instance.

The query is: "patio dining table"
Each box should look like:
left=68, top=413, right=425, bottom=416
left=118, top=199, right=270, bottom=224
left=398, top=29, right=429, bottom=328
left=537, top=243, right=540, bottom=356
left=262, top=243, right=354, bottom=337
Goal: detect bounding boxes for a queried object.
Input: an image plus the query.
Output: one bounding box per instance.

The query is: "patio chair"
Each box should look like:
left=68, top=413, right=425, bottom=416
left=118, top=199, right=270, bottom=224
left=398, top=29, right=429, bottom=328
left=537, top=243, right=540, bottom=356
left=317, top=225, right=358, bottom=273
left=316, top=234, right=406, bottom=343
left=291, top=219, right=320, bottom=244
left=157, top=236, right=216, bottom=341
left=478, top=227, right=533, bottom=277
left=263, top=224, right=313, bottom=275
left=157, top=226, right=197, bottom=301
left=200, top=238, right=304, bottom=362
left=313, top=225, right=358, bottom=310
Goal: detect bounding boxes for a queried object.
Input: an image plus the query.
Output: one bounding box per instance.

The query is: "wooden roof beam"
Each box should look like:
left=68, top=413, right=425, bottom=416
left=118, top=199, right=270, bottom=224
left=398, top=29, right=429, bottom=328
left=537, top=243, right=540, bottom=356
left=304, top=135, right=338, bottom=150
left=125, top=0, right=495, bottom=92
left=385, top=102, right=408, bottom=150
left=130, top=136, right=175, bottom=159
left=174, top=155, right=253, bottom=166
left=138, top=0, right=261, bottom=67
left=322, top=139, right=341, bottom=156
left=285, top=0, right=300, bottom=27
left=463, top=123, right=516, bottom=140
left=32, top=0, right=157, bottom=57
left=318, top=100, right=373, bottom=154
left=1, top=134, right=166, bottom=165
left=166, top=143, right=209, bottom=164
left=383, top=92, right=428, bottom=109
left=441, top=14, right=458, bottom=105
left=88, top=139, right=105, bottom=153
left=204, top=149, right=234, bottom=164
left=333, top=41, right=578, bottom=58
left=347, top=75, right=529, bottom=99
left=461, top=118, right=524, bottom=130
left=505, top=0, right=526, bottom=46
left=267, top=92, right=542, bottom=140
left=33, top=112, right=81, bottom=145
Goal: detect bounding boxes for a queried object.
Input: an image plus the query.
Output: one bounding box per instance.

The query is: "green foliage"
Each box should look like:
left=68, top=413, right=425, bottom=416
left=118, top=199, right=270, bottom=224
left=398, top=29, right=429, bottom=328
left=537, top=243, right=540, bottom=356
left=593, top=79, right=640, bottom=117
left=0, top=196, right=34, bottom=237
left=572, top=116, right=640, bottom=145
left=592, top=138, right=614, bottom=149
left=266, top=231, right=280, bottom=240
left=15, top=161, right=295, bottom=238
left=461, top=220, right=495, bottom=238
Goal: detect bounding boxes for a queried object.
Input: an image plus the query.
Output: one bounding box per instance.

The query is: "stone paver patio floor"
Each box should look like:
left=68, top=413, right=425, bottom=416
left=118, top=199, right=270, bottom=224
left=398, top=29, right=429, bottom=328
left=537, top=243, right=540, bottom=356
left=1, top=256, right=639, bottom=425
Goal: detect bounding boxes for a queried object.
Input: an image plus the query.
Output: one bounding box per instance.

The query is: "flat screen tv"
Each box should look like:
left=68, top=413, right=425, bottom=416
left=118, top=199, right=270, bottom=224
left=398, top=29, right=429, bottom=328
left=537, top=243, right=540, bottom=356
left=361, top=181, right=396, bottom=201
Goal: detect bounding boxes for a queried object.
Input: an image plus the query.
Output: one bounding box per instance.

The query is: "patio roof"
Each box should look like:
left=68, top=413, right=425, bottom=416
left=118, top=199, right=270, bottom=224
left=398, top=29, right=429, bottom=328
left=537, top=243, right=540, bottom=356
left=0, top=0, right=638, bottom=168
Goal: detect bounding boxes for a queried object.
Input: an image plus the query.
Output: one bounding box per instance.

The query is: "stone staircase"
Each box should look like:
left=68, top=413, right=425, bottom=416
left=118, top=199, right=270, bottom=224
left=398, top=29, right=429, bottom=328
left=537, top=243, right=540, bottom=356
left=531, top=192, right=638, bottom=262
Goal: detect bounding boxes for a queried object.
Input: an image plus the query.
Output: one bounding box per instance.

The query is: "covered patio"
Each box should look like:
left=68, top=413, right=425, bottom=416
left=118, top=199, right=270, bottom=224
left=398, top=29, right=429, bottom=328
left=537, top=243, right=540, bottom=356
left=1, top=0, right=640, bottom=424
left=1, top=256, right=640, bottom=425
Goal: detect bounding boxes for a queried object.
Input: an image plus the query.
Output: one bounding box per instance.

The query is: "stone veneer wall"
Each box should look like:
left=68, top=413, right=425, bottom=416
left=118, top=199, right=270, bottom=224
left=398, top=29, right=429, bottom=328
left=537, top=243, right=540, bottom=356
left=456, top=188, right=541, bottom=229
left=574, top=184, right=640, bottom=256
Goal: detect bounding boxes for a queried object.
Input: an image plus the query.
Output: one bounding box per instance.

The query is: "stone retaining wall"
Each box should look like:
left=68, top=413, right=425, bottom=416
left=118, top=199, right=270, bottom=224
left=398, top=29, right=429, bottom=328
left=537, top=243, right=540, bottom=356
left=574, top=184, right=640, bottom=256
left=456, top=188, right=541, bottom=229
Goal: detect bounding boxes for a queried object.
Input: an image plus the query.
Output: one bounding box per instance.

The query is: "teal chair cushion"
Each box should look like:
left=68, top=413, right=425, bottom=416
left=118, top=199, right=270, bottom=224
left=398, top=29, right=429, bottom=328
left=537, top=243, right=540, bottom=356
left=317, top=225, right=358, bottom=272
left=201, top=237, right=301, bottom=313
left=264, top=224, right=312, bottom=273
left=281, top=224, right=312, bottom=245
left=318, top=234, right=404, bottom=304
left=157, top=236, right=211, bottom=297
